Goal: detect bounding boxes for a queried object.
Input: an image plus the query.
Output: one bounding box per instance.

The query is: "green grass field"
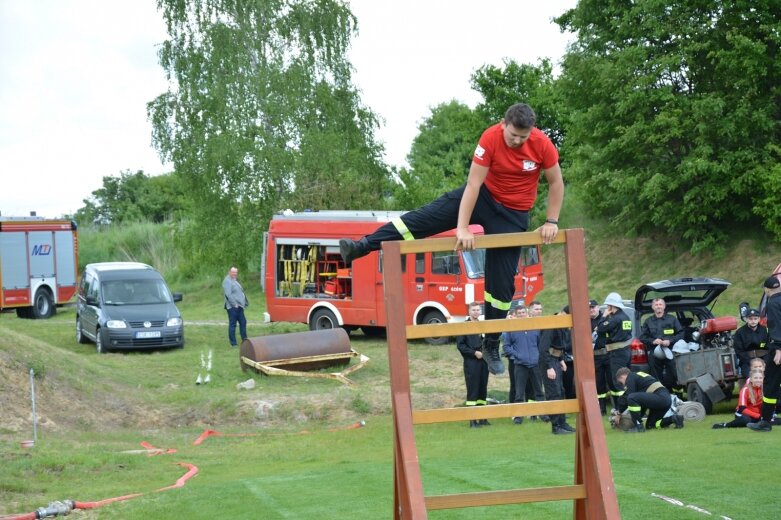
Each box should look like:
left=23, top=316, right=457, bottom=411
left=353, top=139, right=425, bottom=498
left=3, top=213, right=781, bottom=519
left=0, top=298, right=776, bottom=519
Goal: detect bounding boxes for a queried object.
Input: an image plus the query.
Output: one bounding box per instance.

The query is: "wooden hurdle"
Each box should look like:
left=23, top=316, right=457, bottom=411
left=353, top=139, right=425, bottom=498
left=381, top=228, right=620, bottom=519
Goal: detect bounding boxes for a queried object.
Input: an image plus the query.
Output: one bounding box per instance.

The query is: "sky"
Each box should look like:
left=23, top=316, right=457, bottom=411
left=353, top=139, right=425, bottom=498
left=0, top=0, right=576, bottom=219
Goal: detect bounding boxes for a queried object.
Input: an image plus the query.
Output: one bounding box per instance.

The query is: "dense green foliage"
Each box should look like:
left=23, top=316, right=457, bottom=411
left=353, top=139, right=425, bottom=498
left=74, top=170, right=187, bottom=225
left=393, top=100, right=485, bottom=209
left=147, top=0, right=392, bottom=274
left=555, top=0, right=781, bottom=252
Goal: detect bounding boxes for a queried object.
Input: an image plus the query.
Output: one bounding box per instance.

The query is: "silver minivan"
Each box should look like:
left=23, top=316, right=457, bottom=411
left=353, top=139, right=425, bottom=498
left=76, top=262, right=184, bottom=353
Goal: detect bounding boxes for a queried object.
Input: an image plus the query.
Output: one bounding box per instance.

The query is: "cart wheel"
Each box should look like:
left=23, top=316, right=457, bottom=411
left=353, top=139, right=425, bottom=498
left=686, top=382, right=713, bottom=414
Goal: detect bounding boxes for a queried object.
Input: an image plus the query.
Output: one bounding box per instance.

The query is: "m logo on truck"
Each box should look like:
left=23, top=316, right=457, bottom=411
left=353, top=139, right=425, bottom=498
left=31, top=244, right=52, bottom=255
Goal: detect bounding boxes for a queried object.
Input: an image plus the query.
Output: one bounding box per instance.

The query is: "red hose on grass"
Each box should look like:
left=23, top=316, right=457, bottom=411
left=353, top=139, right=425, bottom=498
left=2, top=463, right=197, bottom=519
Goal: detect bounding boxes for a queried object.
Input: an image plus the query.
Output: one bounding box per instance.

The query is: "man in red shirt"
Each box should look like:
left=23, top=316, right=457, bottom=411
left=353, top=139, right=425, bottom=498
left=339, top=103, right=564, bottom=375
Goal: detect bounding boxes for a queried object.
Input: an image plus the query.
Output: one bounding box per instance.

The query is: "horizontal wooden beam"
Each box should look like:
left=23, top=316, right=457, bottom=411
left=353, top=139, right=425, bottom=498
left=406, top=314, right=572, bottom=340
left=425, top=484, right=587, bottom=510
left=412, top=399, right=581, bottom=424
left=396, top=230, right=567, bottom=254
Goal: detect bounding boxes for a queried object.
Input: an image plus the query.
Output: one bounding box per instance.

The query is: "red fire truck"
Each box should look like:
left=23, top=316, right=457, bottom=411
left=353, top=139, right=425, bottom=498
left=262, top=211, right=544, bottom=343
left=0, top=217, right=79, bottom=318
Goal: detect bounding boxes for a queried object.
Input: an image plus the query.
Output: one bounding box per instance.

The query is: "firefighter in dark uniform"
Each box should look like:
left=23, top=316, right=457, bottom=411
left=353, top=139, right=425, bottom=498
left=456, top=302, right=489, bottom=428
left=748, top=276, right=781, bottom=432
left=733, top=308, right=769, bottom=381
left=640, top=297, right=684, bottom=398
left=590, top=298, right=611, bottom=414
left=613, top=367, right=684, bottom=432
left=539, top=306, right=576, bottom=434
left=595, top=292, right=632, bottom=410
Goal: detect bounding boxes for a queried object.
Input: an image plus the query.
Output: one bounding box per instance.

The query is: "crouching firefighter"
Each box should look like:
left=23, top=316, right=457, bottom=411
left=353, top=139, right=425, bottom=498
left=613, top=367, right=684, bottom=433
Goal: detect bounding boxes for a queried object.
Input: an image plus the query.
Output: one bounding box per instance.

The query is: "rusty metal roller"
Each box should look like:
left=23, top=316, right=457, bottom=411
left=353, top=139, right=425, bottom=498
left=240, top=328, right=352, bottom=372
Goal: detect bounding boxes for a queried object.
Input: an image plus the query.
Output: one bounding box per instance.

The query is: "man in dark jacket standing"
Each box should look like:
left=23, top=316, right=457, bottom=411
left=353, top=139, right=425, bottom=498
left=748, top=276, right=781, bottom=432
left=539, top=306, right=576, bottom=434
left=640, top=297, right=684, bottom=396
left=457, top=302, right=489, bottom=428
left=733, top=308, right=769, bottom=381
left=503, top=321, right=543, bottom=422
left=614, top=367, right=684, bottom=433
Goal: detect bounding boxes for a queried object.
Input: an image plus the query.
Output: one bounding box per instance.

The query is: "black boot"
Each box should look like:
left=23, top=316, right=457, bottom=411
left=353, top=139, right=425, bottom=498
left=478, top=419, right=490, bottom=426
left=339, top=237, right=370, bottom=266
left=469, top=420, right=481, bottom=428
left=482, top=337, right=505, bottom=375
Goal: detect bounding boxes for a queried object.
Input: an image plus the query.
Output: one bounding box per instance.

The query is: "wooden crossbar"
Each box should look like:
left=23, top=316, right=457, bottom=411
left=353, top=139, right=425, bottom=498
left=396, top=230, right=566, bottom=254
left=383, top=228, right=621, bottom=519
left=406, top=313, right=571, bottom=339
left=425, top=485, right=588, bottom=510
left=412, top=399, right=580, bottom=425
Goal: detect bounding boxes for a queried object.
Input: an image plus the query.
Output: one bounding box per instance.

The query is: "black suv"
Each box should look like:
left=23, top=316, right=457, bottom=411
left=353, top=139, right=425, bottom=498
left=628, top=277, right=737, bottom=413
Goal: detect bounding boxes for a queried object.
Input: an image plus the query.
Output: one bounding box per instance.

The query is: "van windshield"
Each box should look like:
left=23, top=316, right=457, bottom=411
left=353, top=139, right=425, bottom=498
left=102, top=280, right=172, bottom=305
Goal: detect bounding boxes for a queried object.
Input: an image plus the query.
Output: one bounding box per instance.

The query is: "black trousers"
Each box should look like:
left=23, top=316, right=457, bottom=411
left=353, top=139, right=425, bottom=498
left=563, top=360, right=575, bottom=399
left=761, top=351, right=781, bottom=421
left=513, top=364, right=544, bottom=405
left=607, top=347, right=631, bottom=406
left=594, top=354, right=611, bottom=409
left=543, top=360, right=566, bottom=426
left=463, top=357, right=488, bottom=405
left=626, top=389, right=672, bottom=429
left=364, top=184, right=529, bottom=334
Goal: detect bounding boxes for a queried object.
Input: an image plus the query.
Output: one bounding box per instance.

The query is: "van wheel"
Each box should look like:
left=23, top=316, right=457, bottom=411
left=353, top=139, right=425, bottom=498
left=76, top=317, right=89, bottom=344
left=310, top=308, right=338, bottom=331
left=96, top=329, right=107, bottom=354
left=421, top=310, right=449, bottom=345
left=686, top=382, right=713, bottom=414
left=31, top=288, right=55, bottom=319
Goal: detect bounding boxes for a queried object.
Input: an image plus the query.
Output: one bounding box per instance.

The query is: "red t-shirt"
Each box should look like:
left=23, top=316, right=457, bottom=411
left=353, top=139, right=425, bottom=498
left=473, top=123, right=559, bottom=211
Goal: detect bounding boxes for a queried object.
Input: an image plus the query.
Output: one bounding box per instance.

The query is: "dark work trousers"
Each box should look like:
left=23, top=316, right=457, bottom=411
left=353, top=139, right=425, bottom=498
left=651, top=356, right=679, bottom=391
left=608, top=347, right=632, bottom=407
left=594, top=353, right=611, bottom=413
left=760, top=351, right=781, bottom=422
left=626, top=389, right=672, bottom=429
left=543, top=360, right=566, bottom=426
left=563, top=360, right=576, bottom=398
left=721, top=414, right=754, bottom=428
left=507, top=358, right=516, bottom=403
left=226, top=306, right=248, bottom=346
left=513, top=364, right=544, bottom=405
left=363, top=184, right=529, bottom=341
left=463, top=357, right=489, bottom=406
left=526, top=365, right=547, bottom=402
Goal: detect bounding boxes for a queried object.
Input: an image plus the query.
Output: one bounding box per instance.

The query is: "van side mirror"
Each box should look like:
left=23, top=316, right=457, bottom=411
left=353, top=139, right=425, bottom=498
left=172, top=292, right=183, bottom=302
left=85, top=295, right=99, bottom=306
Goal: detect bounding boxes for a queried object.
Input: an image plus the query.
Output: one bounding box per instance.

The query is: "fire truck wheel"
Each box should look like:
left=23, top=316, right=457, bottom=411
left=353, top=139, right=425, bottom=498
left=310, top=308, right=338, bottom=331
left=686, top=382, right=713, bottom=415
left=31, top=288, right=55, bottom=319
left=421, top=310, right=449, bottom=345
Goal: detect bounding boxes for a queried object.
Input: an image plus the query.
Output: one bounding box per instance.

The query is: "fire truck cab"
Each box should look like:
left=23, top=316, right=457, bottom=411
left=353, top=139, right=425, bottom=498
left=262, top=211, right=543, bottom=344
left=0, top=216, right=79, bottom=319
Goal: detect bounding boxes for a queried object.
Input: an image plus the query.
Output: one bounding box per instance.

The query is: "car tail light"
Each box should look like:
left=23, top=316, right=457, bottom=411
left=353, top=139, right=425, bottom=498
left=630, top=338, right=647, bottom=365
left=721, top=353, right=736, bottom=378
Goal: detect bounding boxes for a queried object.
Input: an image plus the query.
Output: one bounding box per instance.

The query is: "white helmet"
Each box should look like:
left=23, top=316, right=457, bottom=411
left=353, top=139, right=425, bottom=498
left=603, top=292, right=624, bottom=309
left=653, top=345, right=674, bottom=360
